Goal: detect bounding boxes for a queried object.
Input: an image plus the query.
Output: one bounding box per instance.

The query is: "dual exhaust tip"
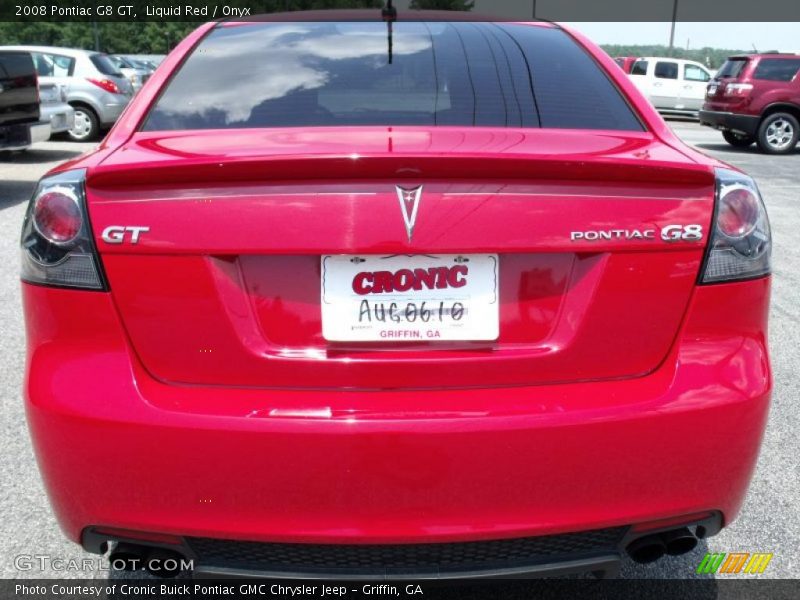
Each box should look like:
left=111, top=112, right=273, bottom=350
left=626, top=527, right=699, bottom=564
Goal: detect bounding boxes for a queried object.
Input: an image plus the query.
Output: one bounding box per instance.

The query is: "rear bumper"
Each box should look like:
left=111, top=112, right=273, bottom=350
left=0, top=121, right=48, bottom=150
left=22, top=278, right=771, bottom=565
left=40, top=102, right=75, bottom=135
left=29, top=121, right=50, bottom=144
left=699, top=110, right=760, bottom=136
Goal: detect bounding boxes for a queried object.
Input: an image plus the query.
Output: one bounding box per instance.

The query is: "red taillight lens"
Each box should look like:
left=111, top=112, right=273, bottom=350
left=21, top=170, right=106, bottom=290
left=717, top=184, right=759, bottom=238
left=724, top=83, right=753, bottom=97
left=33, top=189, right=82, bottom=244
left=86, top=77, right=120, bottom=94
left=701, top=168, right=771, bottom=284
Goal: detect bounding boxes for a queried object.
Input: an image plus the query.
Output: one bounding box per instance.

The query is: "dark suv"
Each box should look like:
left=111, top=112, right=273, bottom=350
left=700, top=53, right=800, bottom=154
left=0, top=50, right=48, bottom=152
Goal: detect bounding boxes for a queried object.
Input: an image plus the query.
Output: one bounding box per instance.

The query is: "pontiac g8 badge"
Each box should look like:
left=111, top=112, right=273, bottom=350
left=570, top=225, right=704, bottom=242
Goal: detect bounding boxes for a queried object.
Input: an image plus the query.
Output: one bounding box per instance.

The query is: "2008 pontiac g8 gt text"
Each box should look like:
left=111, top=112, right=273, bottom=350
left=21, top=12, right=771, bottom=578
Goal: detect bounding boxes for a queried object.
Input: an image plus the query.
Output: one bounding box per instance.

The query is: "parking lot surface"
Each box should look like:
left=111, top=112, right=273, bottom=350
left=0, top=122, right=797, bottom=581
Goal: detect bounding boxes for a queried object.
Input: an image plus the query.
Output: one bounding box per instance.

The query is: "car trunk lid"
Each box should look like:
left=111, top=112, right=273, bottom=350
left=86, top=127, right=714, bottom=390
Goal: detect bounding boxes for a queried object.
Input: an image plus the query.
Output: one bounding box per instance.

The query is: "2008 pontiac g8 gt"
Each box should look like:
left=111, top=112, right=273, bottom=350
left=21, top=13, right=772, bottom=579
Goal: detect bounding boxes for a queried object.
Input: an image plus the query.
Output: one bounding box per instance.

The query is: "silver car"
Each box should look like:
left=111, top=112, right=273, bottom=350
left=0, top=45, right=133, bottom=141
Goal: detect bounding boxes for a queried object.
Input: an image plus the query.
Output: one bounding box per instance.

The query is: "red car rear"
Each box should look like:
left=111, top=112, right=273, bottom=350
left=21, top=14, right=772, bottom=579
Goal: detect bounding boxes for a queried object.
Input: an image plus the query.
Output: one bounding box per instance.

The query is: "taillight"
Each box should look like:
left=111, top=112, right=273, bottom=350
left=86, top=77, right=120, bottom=94
left=33, top=189, right=82, bottom=244
left=724, top=83, right=753, bottom=97
left=701, top=168, right=771, bottom=284
left=20, top=169, right=106, bottom=290
left=716, top=185, right=759, bottom=238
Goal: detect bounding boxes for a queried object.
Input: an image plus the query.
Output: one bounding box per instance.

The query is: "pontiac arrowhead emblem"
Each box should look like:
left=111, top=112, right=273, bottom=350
left=396, top=185, right=423, bottom=242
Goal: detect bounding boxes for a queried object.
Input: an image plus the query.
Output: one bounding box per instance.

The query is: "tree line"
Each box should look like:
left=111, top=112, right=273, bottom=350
left=601, top=44, right=749, bottom=69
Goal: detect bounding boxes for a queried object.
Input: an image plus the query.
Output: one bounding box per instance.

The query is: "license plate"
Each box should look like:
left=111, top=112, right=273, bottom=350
left=321, top=254, right=499, bottom=342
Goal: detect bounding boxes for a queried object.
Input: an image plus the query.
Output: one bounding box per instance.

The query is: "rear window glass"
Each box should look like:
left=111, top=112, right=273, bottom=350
left=0, top=52, right=35, bottom=78
left=32, top=53, right=75, bottom=77
left=753, top=58, right=800, bottom=81
left=717, top=58, right=748, bottom=79
left=109, top=56, right=132, bottom=69
left=143, top=22, right=642, bottom=132
left=630, top=60, right=648, bottom=75
left=90, top=54, right=123, bottom=77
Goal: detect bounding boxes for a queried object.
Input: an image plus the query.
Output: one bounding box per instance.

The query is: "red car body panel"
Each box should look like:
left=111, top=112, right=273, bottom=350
left=22, top=16, right=771, bottom=572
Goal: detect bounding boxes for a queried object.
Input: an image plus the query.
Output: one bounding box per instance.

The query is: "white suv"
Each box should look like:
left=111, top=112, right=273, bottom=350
left=628, top=57, right=713, bottom=116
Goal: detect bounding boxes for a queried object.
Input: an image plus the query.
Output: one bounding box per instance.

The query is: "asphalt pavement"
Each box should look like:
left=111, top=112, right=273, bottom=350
left=0, top=122, right=798, bottom=582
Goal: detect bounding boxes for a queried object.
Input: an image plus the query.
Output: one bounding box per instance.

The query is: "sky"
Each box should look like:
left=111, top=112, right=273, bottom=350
left=565, top=22, right=798, bottom=52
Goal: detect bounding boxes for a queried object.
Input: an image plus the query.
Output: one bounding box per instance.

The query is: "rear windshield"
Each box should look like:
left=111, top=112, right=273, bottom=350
left=716, top=58, right=748, bottom=79
left=753, top=58, right=800, bottom=81
left=90, top=54, right=123, bottom=77
left=0, top=52, right=35, bottom=78
left=110, top=55, right=133, bottom=69
left=143, top=22, right=642, bottom=132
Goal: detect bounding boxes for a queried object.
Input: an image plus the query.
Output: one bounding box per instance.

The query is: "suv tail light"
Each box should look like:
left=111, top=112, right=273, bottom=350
left=86, top=77, right=120, bottom=94
left=20, top=169, right=106, bottom=290
left=724, top=83, right=753, bottom=97
left=701, top=168, right=771, bottom=284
